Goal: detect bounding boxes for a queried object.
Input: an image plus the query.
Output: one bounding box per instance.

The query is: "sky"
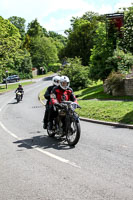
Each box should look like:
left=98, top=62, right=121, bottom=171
left=0, top=0, right=133, bottom=35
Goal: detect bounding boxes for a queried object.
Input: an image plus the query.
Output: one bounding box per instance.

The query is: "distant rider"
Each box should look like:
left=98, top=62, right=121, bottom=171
left=48, top=75, right=77, bottom=130
left=15, top=84, right=24, bottom=100
left=43, top=75, right=60, bottom=129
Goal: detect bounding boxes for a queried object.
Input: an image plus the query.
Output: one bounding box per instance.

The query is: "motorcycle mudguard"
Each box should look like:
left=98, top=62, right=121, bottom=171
left=73, top=113, right=80, bottom=123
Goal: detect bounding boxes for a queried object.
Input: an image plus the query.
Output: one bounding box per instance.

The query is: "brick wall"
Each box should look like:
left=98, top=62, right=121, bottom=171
left=124, top=79, right=133, bottom=96
left=104, top=78, right=133, bottom=96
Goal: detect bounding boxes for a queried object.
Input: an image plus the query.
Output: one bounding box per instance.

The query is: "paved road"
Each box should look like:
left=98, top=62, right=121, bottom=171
left=0, top=76, right=133, bottom=200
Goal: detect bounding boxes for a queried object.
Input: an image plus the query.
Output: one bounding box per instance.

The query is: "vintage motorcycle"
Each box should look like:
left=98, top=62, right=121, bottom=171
left=16, top=91, right=22, bottom=103
left=47, top=101, right=81, bottom=146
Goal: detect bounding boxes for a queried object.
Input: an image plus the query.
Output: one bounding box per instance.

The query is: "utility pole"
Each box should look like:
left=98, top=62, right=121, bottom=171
left=5, top=70, right=8, bottom=89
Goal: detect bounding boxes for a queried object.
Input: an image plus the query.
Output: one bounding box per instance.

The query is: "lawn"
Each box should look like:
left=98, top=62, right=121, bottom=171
left=39, top=80, right=133, bottom=125
left=0, top=81, right=34, bottom=93
left=77, top=100, right=133, bottom=124
left=74, top=82, right=133, bottom=125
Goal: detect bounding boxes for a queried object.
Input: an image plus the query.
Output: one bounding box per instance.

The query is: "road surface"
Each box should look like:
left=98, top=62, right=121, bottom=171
left=0, top=76, right=133, bottom=200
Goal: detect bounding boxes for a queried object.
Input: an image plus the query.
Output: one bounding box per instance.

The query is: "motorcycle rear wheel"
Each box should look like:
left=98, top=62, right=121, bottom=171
left=17, top=97, right=20, bottom=103
left=47, top=129, right=55, bottom=137
left=66, top=120, right=81, bottom=146
left=47, top=122, right=55, bottom=137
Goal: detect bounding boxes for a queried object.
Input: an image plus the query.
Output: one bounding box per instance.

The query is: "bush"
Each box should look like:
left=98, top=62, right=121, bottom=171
left=48, top=63, right=61, bottom=72
left=106, top=49, right=133, bottom=74
left=59, top=57, right=90, bottom=91
left=104, top=72, right=125, bottom=95
left=19, top=72, right=32, bottom=79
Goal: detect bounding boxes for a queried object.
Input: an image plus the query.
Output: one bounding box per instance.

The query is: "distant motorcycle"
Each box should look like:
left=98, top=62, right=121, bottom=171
left=47, top=101, right=81, bottom=146
left=16, top=92, right=22, bottom=103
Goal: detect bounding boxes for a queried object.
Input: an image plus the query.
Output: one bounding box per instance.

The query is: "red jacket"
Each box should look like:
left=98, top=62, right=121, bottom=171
left=50, top=86, right=77, bottom=105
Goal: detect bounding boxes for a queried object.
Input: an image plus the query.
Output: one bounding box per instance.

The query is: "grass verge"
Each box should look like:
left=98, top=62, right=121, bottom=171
left=77, top=100, right=133, bottom=125
left=39, top=87, right=48, bottom=101
left=74, top=81, right=133, bottom=124
left=33, top=71, right=54, bottom=79
left=0, top=81, right=34, bottom=94
left=39, top=80, right=133, bottom=125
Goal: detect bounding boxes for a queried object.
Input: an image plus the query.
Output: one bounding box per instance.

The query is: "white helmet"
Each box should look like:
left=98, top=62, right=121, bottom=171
left=60, top=76, right=70, bottom=90
left=52, top=75, right=60, bottom=86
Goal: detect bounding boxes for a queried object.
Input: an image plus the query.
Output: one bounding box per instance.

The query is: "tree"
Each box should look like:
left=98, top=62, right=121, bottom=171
left=89, top=22, right=114, bottom=81
left=14, top=49, right=32, bottom=78
left=61, top=12, right=102, bottom=66
left=47, top=31, right=67, bottom=58
left=8, top=16, right=26, bottom=40
left=120, top=5, right=133, bottom=53
left=0, top=16, right=21, bottom=80
left=30, top=36, right=58, bottom=70
left=59, top=57, right=89, bottom=90
left=27, top=18, right=44, bottom=38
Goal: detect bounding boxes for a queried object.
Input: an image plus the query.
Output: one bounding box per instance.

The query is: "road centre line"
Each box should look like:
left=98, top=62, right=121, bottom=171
left=0, top=121, right=80, bottom=168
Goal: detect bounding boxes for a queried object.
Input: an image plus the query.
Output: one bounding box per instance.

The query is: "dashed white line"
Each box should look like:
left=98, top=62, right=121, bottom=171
left=0, top=121, right=80, bottom=169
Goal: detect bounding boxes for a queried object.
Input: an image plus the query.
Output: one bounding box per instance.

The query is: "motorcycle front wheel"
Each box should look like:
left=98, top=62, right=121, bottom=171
left=66, top=120, right=81, bottom=146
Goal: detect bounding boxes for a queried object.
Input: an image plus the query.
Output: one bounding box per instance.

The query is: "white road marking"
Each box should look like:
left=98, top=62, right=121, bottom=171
left=0, top=97, right=14, bottom=112
left=0, top=121, right=80, bottom=168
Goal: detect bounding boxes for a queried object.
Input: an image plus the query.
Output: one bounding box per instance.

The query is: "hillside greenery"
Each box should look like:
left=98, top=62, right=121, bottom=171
left=1, top=5, right=133, bottom=95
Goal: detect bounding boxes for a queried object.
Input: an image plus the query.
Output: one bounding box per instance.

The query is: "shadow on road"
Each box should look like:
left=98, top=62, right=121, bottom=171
left=13, top=135, right=74, bottom=150
left=8, top=102, right=19, bottom=104
left=42, top=76, right=54, bottom=81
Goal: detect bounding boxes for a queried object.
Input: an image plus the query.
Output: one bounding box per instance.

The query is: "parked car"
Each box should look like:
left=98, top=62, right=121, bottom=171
left=3, top=75, right=20, bottom=83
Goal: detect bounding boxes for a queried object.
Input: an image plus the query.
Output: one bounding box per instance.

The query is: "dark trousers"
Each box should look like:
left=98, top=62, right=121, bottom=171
left=43, top=105, right=49, bottom=125
left=48, top=106, right=58, bottom=124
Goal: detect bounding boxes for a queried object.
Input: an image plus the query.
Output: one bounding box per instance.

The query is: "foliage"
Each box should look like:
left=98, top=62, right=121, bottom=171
left=8, top=16, right=26, bottom=40
left=27, top=18, right=44, bottom=37
left=77, top=99, right=133, bottom=124
left=24, top=19, right=59, bottom=71
left=48, top=63, right=61, bottom=72
left=0, top=16, right=21, bottom=81
left=106, top=48, right=133, bottom=74
left=29, top=36, right=58, bottom=70
left=119, top=5, right=133, bottom=53
left=62, top=12, right=101, bottom=66
left=104, top=71, right=125, bottom=95
left=14, top=49, right=33, bottom=78
left=59, top=57, right=90, bottom=90
left=89, top=22, right=114, bottom=81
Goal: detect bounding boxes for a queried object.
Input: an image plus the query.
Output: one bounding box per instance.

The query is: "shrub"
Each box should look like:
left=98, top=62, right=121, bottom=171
left=59, top=57, right=90, bottom=90
left=104, top=71, right=125, bottom=95
left=106, top=49, right=133, bottom=74
left=48, top=63, right=61, bottom=72
left=19, top=72, right=32, bottom=79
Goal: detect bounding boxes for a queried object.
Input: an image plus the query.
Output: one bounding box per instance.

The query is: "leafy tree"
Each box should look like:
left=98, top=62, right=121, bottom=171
left=42, top=27, right=48, bottom=37
left=0, top=16, right=21, bottom=80
left=120, top=5, right=133, bottom=53
left=8, top=16, right=26, bottom=40
left=30, top=36, right=58, bottom=70
left=27, top=18, right=44, bottom=38
left=59, top=57, right=89, bottom=90
left=47, top=31, right=67, bottom=58
left=61, top=12, right=102, bottom=66
left=14, top=49, right=32, bottom=78
left=89, top=22, right=114, bottom=81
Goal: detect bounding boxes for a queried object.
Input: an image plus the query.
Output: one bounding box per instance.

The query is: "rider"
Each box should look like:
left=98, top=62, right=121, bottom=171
left=48, top=75, right=78, bottom=130
left=43, top=75, right=60, bottom=129
left=15, top=84, right=24, bottom=100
